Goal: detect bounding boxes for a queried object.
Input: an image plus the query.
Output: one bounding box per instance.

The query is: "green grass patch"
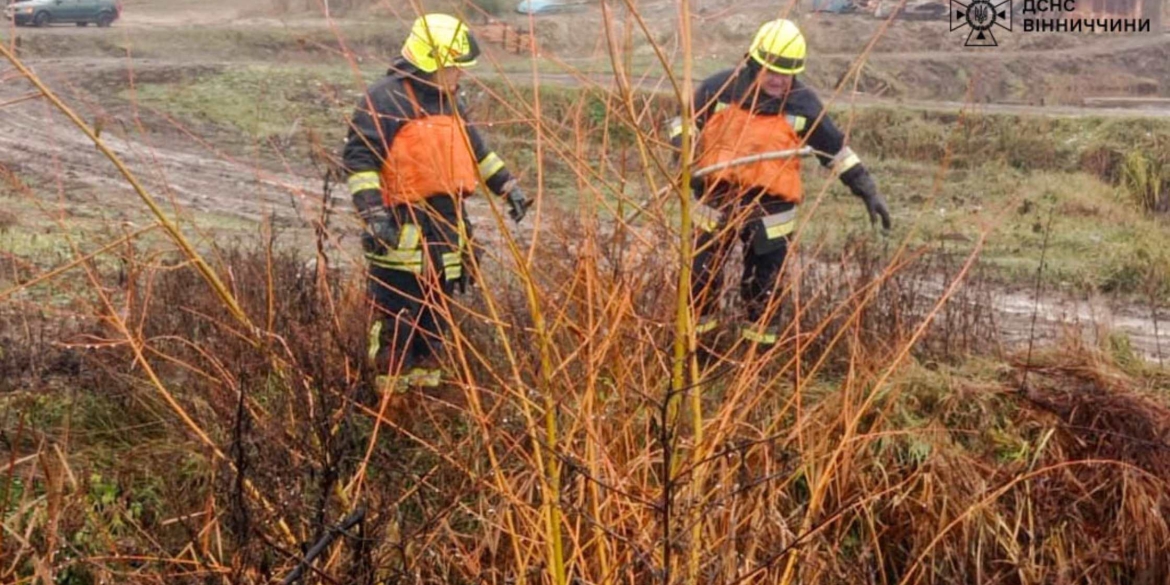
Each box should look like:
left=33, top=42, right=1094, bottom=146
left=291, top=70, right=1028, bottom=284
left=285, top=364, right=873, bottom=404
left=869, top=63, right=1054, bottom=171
left=126, top=64, right=373, bottom=143
left=801, top=158, right=1170, bottom=299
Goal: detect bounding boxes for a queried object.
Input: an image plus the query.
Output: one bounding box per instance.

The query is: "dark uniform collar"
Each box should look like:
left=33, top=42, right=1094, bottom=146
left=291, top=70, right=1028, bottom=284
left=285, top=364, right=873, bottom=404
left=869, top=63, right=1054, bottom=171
left=728, top=59, right=805, bottom=115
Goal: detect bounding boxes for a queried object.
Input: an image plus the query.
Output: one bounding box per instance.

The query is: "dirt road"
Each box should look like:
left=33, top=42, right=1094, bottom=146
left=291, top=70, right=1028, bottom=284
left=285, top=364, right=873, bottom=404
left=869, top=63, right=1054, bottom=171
left=0, top=56, right=337, bottom=225
left=996, top=289, right=1168, bottom=363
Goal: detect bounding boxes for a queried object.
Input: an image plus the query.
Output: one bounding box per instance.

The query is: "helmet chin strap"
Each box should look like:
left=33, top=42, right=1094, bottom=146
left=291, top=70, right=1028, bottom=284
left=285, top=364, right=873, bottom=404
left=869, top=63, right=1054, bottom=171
left=387, top=59, right=452, bottom=93
left=388, top=57, right=423, bottom=79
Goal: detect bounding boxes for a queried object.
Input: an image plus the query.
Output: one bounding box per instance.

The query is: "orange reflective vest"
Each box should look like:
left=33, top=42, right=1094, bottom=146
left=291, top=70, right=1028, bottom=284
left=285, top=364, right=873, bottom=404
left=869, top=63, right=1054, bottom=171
left=697, top=105, right=803, bottom=203
left=380, top=114, right=480, bottom=206
left=378, top=83, right=480, bottom=206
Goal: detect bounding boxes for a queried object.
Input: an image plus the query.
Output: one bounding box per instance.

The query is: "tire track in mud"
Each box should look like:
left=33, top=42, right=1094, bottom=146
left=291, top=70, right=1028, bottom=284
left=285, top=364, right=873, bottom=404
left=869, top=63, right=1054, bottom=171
left=1, top=57, right=1166, bottom=363
left=0, top=59, right=327, bottom=225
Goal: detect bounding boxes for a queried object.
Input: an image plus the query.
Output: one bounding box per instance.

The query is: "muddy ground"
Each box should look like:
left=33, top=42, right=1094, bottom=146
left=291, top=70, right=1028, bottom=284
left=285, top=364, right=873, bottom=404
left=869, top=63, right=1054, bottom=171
left=1, top=0, right=1168, bottom=361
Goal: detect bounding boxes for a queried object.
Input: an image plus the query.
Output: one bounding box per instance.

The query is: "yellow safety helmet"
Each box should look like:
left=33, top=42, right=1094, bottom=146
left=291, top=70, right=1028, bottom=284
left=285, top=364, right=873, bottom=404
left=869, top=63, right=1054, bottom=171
left=401, top=13, right=481, bottom=74
left=748, top=19, right=806, bottom=75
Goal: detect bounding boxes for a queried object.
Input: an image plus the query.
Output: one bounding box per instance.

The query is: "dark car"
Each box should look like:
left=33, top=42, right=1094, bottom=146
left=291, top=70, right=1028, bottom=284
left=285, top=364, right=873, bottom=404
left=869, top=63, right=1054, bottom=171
left=5, top=0, right=121, bottom=27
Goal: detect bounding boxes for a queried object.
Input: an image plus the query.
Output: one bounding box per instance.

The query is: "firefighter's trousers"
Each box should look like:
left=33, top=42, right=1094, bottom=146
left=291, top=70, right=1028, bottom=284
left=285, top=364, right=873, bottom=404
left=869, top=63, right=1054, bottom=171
left=690, top=195, right=796, bottom=345
left=365, top=195, right=469, bottom=378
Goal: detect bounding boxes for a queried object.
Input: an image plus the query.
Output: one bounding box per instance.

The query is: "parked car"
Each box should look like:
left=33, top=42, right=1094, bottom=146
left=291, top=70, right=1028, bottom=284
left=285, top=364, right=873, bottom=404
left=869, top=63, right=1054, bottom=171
left=872, top=0, right=947, bottom=19
left=5, top=0, right=122, bottom=27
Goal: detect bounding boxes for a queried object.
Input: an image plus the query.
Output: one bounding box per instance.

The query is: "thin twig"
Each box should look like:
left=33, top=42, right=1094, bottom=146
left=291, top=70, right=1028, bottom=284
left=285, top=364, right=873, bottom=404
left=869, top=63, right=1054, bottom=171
left=1021, top=204, right=1056, bottom=391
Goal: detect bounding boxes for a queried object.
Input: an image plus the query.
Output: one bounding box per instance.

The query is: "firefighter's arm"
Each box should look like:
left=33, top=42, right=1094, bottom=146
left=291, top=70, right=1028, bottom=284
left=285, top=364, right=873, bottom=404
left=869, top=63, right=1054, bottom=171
left=343, top=87, right=404, bottom=247
left=466, top=123, right=530, bottom=223
left=343, top=89, right=401, bottom=215
left=803, top=109, right=891, bottom=230
left=667, top=81, right=715, bottom=160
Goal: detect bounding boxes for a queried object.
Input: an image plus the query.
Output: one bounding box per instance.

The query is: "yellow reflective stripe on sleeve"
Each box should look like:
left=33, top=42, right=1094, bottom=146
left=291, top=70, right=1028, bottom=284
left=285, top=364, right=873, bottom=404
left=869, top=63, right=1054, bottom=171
left=692, top=203, right=723, bottom=233
left=368, top=320, right=383, bottom=363
left=397, top=224, right=421, bottom=250
left=670, top=118, right=699, bottom=140
left=347, top=171, right=381, bottom=195
left=478, top=152, right=505, bottom=179
left=832, top=147, right=862, bottom=174
left=741, top=326, right=778, bottom=345
left=785, top=115, right=808, bottom=133
left=713, top=102, right=729, bottom=113
left=761, top=209, right=797, bottom=240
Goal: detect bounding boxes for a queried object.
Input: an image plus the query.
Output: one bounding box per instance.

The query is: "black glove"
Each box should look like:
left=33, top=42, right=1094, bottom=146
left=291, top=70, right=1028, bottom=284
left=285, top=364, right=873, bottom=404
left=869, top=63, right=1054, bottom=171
left=457, top=220, right=479, bottom=294
left=360, top=207, right=399, bottom=255
left=850, top=173, right=892, bottom=231
left=504, top=184, right=533, bottom=224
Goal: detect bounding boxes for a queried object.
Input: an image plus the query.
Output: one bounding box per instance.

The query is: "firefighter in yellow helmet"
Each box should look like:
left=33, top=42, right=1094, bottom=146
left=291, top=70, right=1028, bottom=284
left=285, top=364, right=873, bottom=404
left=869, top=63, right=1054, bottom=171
left=343, top=14, right=531, bottom=390
left=670, top=18, right=891, bottom=356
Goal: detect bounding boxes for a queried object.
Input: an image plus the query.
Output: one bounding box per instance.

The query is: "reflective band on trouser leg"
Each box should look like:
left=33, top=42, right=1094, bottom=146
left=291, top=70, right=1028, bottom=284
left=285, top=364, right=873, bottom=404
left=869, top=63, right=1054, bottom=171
left=831, top=147, right=862, bottom=174
left=368, top=320, right=384, bottom=363
left=761, top=208, right=797, bottom=240
left=405, top=367, right=442, bottom=388
left=366, top=249, right=424, bottom=273
left=397, top=223, right=421, bottom=250
left=478, top=152, right=505, bottom=179
left=374, top=375, right=403, bottom=395
left=695, top=315, right=719, bottom=334
left=365, top=223, right=424, bottom=273
left=376, top=374, right=417, bottom=394
left=692, top=202, right=723, bottom=233
left=347, top=171, right=381, bottom=195
left=741, top=325, right=779, bottom=345
left=441, top=251, right=462, bottom=281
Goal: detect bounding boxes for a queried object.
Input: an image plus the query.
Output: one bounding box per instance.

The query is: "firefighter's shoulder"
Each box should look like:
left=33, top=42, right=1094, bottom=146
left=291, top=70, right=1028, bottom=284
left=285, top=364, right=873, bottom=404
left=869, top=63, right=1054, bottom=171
left=783, top=79, right=825, bottom=118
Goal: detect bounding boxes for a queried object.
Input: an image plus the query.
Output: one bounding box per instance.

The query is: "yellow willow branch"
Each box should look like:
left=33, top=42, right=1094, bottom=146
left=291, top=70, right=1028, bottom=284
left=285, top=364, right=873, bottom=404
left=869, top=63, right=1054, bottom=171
left=0, top=43, right=297, bottom=547
left=621, top=147, right=818, bottom=227
left=675, top=0, right=698, bottom=582
left=496, top=24, right=568, bottom=585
